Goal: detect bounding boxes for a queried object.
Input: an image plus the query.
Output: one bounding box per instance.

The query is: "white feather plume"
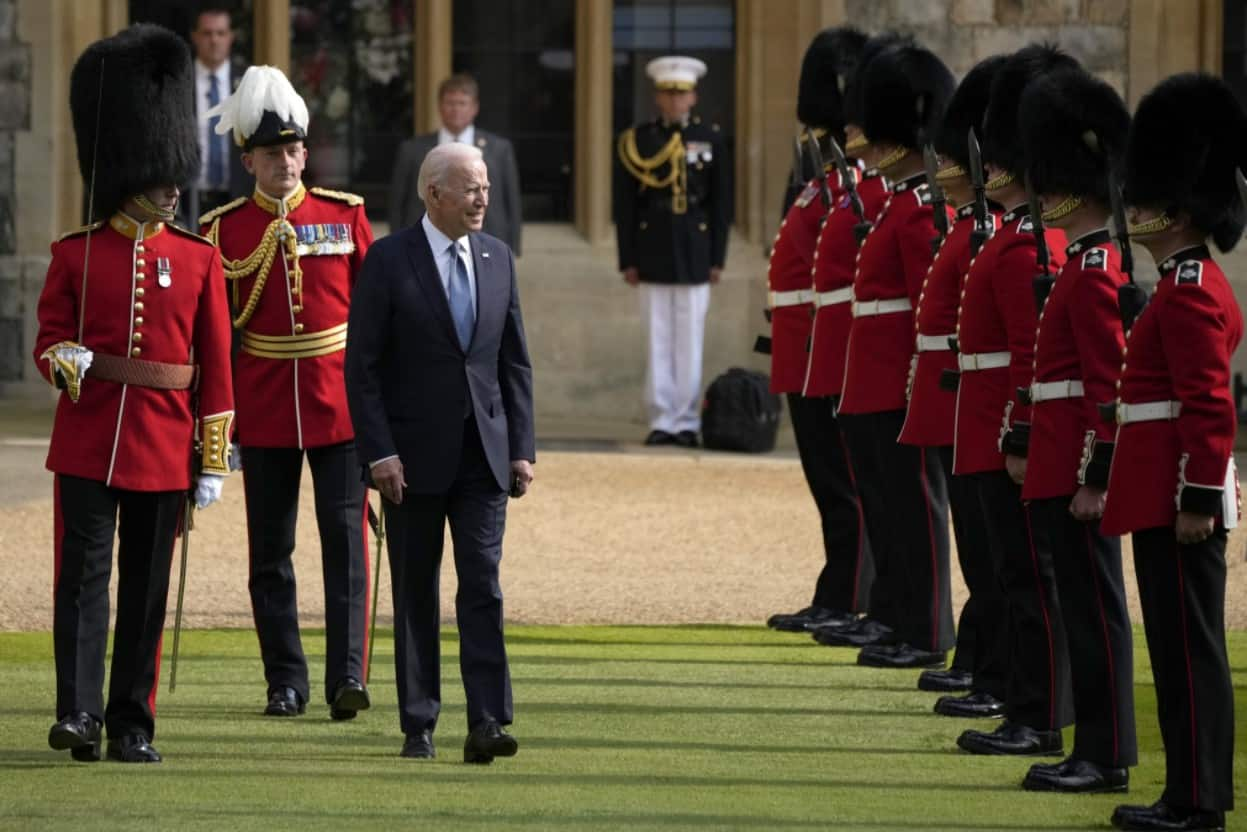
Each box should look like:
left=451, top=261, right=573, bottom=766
left=205, top=65, right=309, bottom=144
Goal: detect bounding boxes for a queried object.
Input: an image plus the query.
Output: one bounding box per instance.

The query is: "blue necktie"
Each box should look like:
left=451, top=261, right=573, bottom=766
left=448, top=242, right=475, bottom=350
left=207, top=74, right=225, bottom=188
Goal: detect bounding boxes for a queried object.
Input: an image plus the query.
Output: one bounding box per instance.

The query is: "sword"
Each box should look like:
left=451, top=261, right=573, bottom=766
left=1111, top=166, right=1149, bottom=330
left=365, top=500, right=385, bottom=685
left=923, top=143, right=949, bottom=255
left=805, top=128, right=833, bottom=211
left=1025, top=172, right=1055, bottom=315
left=827, top=134, right=872, bottom=243
left=967, top=128, right=991, bottom=256
left=169, top=496, right=194, bottom=692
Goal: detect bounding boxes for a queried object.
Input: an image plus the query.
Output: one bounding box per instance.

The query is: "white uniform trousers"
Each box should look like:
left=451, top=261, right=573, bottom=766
left=639, top=282, right=710, bottom=434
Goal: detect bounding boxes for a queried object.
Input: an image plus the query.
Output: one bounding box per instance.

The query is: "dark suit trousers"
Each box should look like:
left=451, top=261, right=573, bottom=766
left=786, top=394, right=873, bottom=613
left=1029, top=497, right=1136, bottom=767
left=385, top=417, right=513, bottom=736
left=242, top=442, right=369, bottom=704
left=1133, top=526, right=1234, bottom=811
left=839, top=410, right=954, bottom=651
left=973, top=472, right=1073, bottom=729
left=53, top=474, right=182, bottom=740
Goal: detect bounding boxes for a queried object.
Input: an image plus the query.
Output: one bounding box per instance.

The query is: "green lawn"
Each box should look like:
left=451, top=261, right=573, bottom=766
left=0, top=625, right=1243, bottom=831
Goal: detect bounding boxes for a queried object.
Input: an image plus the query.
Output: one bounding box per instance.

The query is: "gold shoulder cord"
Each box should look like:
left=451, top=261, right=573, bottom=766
left=617, top=128, right=688, bottom=214
left=207, top=215, right=302, bottom=329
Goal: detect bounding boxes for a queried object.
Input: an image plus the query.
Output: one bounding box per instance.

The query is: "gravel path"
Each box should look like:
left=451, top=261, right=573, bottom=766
left=1, top=444, right=1245, bottom=632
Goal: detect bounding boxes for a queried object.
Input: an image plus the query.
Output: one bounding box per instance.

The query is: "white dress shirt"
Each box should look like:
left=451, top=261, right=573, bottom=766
left=437, top=124, right=476, bottom=147
left=195, top=59, right=232, bottom=189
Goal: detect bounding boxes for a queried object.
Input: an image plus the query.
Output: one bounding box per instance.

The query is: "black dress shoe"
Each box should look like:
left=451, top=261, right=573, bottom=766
left=957, top=720, right=1063, bottom=756
left=400, top=730, right=435, bottom=759
left=934, top=691, right=1006, bottom=719
left=48, top=712, right=101, bottom=762
left=918, top=667, right=973, bottom=692
left=329, top=677, right=371, bottom=721
left=463, top=720, right=518, bottom=764
left=106, top=734, right=161, bottom=763
left=812, top=617, right=895, bottom=648
left=673, top=430, right=700, bottom=448
left=264, top=686, right=306, bottom=717
left=644, top=430, right=675, bottom=446
left=857, top=643, right=946, bottom=669
left=767, top=605, right=856, bottom=632
left=1023, top=758, right=1128, bottom=793
left=1111, top=801, right=1224, bottom=831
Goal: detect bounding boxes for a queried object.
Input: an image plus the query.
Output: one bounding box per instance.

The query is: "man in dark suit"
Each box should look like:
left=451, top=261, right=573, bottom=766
left=388, top=74, right=523, bottom=255
left=346, top=142, right=535, bottom=764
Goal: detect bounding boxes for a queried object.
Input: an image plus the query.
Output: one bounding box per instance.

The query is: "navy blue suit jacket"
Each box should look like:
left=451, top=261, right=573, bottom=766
left=345, top=219, right=534, bottom=493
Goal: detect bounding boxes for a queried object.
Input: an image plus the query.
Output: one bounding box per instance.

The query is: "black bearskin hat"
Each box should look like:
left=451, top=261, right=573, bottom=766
left=70, top=24, right=199, bottom=222
left=1019, top=68, right=1130, bottom=203
left=934, top=54, right=1008, bottom=172
left=844, top=32, right=910, bottom=128
left=797, top=26, right=868, bottom=139
left=1125, top=73, right=1247, bottom=252
left=981, top=44, right=1080, bottom=174
left=860, top=43, right=955, bottom=151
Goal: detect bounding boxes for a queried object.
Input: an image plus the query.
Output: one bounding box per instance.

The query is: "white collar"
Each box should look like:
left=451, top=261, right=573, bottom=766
left=438, top=124, right=476, bottom=146
left=422, top=213, right=469, bottom=257
left=195, top=59, right=229, bottom=84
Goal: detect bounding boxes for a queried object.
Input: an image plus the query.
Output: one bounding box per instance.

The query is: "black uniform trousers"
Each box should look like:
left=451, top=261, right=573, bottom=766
left=1029, top=497, right=1136, bottom=767
left=53, top=474, right=182, bottom=740
left=1133, top=525, right=1233, bottom=811
left=383, top=417, right=513, bottom=737
left=839, top=409, right=954, bottom=652
left=242, top=440, right=369, bottom=705
left=939, top=446, right=1003, bottom=690
left=786, top=393, right=874, bottom=613
left=972, top=471, right=1073, bottom=729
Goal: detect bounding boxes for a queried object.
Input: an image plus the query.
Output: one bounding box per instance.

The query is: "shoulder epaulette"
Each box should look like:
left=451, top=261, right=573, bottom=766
left=167, top=224, right=214, bottom=245
left=56, top=221, right=104, bottom=242
left=1082, top=247, right=1108, bottom=270
left=310, top=186, right=364, bottom=206
left=199, top=196, right=247, bottom=226
left=1176, top=260, right=1204, bottom=286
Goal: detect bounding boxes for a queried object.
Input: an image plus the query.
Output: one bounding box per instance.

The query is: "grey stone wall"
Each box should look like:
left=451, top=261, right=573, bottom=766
left=0, top=0, right=32, bottom=388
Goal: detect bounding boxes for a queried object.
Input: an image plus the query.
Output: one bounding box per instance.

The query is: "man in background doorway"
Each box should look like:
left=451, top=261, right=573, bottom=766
left=389, top=74, right=523, bottom=255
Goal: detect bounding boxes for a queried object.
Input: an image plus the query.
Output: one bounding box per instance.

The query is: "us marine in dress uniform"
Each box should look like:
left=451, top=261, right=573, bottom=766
left=1014, top=67, right=1137, bottom=794
left=835, top=40, right=957, bottom=670
left=37, top=24, right=235, bottom=764
left=200, top=66, right=376, bottom=721
left=614, top=56, right=731, bottom=448
left=764, top=26, right=876, bottom=635
left=951, top=44, right=1074, bottom=757
left=1103, top=73, right=1245, bottom=832
left=900, top=55, right=1006, bottom=703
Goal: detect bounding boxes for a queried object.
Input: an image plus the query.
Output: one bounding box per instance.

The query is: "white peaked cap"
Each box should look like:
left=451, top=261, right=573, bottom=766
left=645, top=56, right=707, bottom=91
left=206, top=65, right=309, bottom=147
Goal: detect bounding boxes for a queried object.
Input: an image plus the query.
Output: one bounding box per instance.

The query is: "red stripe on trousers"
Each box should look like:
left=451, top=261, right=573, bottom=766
left=1023, top=507, right=1058, bottom=729
left=837, top=429, right=866, bottom=611
left=1174, top=543, right=1201, bottom=806
left=1083, top=523, right=1119, bottom=763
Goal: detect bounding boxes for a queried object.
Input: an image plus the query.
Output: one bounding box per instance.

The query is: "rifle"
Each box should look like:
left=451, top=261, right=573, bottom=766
left=365, top=501, right=385, bottom=685
left=805, top=129, right=833, bottom=211
left=967, top=128, right=991, bottom=256
left=1110, top=166, right=1148, bottom=331
left=922, top=143, right=950, bottom=256
left=1025, top=172, right=1055, bottom=314
left=827, top=134, right=872, bottom=244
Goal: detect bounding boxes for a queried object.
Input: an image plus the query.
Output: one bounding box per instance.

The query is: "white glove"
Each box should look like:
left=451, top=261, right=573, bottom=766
left=40, top=342, right=93, bottom=402
left=194, top=473, right=225, bottom=509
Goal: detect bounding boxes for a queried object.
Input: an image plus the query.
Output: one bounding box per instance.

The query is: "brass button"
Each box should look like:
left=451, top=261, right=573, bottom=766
left=132, top=332, right=142, bottom=342
left=131, top=347, right=141, bottom=357
left=135, top=287, right=145, bottom=297
left=134, top=301, right=144, bottom=311
left=136, top=259, right=146, bottom=268
left=136, top=273, right=146, bottom=281
left=639, top=221, right=648, bottom=230
left=292, top=305, right=303, bottom=314
left=293, top=323, right=304, bottom=334
left=134, top=316, right=144, bottom=325
left=698, top=223, right=708, bottom=232
left=136, top=244, right=145, bottom=253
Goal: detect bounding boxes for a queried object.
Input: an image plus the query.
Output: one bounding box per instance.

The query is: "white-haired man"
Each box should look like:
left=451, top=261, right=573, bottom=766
left=200, top=65, right=376, bottom=723
left=346, top=142, right=535, bottom=763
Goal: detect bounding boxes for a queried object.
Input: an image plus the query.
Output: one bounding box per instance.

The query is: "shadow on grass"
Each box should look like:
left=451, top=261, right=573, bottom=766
left=170, top=675, right=924, bottom=694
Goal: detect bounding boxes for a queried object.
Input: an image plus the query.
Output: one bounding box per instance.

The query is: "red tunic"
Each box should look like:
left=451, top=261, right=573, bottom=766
left=839, top=172, right=950, bottom=415
left=1102, top=247, right=1243, bottom=534
left=952, top=206, right=1067, bottom=475
left=204, top=184, right=373, bottom=449
left=803, top=171, right=889, bottom=398
left=767, top=170, right=848, bottom=393
left=898, top=204, right=996, bottom=447
left=34, top=213, right=235, bottom=491
left=1022, top=230, right=1126, bottom=500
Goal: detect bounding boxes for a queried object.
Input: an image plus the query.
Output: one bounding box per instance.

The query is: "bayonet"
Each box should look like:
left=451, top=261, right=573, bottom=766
left=791, top=136, right=805, bottom=192
left=967, top=127, right=990, bottom=255
left=1111, top=166, right=1149, bottom=329
left=827, top=134, right=872, bottom=244
left=805, top=129, right=833, bottom=210
left=923, top=143, right=949, bottom=254
left=1025, top=172, right=1055, bottom=315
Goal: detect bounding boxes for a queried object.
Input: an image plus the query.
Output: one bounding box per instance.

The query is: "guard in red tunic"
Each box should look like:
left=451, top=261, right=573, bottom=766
left=952, top=44, right=1075, bottom=757
left=37, top=24, right=234, bottom=764
left=898, top=56, right=1006, bottom=702
left=1102, top=74, right=1244, bottom=832
left=201, top=66, right=376, bottom=721
left=835, top=41, right=956, bottom=670
left=1014, top=68, right=1137, bottom=794
left=764, top=27, right=874, bottom=635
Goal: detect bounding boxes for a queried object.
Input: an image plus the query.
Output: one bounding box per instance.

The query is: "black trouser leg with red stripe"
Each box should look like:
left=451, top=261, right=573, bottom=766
left=1133, top=526, right=1233, bottom=811
left=974, top=471, right=1073, bottom=729
left=838, top=412, right=897, bottom=631
left=786, top=393, right=873, bottom=613
left=1031, top=497, right=1136, bottom=767
left=243, top=441, right=368, bottom=705
left=53, top=474, right=181, bottom=740
left=939, top=446, right=996, bottom=680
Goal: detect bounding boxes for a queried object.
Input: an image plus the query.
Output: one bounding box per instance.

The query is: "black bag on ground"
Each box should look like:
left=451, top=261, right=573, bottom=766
left=701, top=368, right=782, bottom=453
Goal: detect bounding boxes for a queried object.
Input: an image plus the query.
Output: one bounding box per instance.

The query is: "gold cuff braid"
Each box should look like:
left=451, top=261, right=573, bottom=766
left=200, top=412, right=234, bottom=476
